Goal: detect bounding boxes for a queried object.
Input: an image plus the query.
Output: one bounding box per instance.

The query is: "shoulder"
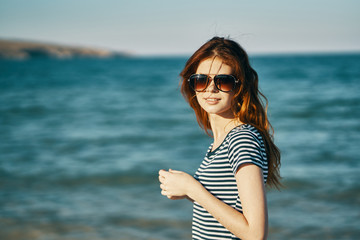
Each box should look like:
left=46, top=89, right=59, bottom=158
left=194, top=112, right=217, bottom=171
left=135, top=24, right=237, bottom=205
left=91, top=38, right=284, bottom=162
left=225, top=124, right=267, bottom=174
left=227, top=124, right=264, bottom=149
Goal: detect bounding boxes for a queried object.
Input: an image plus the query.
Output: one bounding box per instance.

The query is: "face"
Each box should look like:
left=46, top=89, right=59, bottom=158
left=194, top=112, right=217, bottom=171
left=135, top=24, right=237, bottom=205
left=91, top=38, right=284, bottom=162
left=195, top=57, right=234, bottom=118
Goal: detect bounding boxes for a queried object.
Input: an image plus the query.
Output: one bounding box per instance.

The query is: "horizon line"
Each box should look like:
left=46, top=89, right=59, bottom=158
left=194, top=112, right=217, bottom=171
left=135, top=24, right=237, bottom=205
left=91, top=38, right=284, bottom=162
left=1, top=36, right=360, bottom=58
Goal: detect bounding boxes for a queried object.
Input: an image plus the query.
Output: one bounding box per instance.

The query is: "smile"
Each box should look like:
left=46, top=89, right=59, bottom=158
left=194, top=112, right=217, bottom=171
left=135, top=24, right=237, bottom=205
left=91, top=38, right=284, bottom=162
left=204, top=97, right=221, bottom=103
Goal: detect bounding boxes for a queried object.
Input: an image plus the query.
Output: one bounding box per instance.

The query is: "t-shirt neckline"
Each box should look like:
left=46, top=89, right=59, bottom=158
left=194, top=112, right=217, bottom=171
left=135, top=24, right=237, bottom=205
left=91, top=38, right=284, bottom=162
left=207, top=124, right=246, bottom=158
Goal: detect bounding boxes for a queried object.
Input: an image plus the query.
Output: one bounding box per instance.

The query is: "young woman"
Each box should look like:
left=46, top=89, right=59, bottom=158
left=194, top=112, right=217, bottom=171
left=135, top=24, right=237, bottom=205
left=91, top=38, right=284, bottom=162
left=159, top=37, right=281, bottom=240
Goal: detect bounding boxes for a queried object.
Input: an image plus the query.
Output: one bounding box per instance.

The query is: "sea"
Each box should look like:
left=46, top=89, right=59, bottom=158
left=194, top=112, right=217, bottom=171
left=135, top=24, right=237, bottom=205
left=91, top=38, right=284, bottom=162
left=0, top=53, right=359, bottom=240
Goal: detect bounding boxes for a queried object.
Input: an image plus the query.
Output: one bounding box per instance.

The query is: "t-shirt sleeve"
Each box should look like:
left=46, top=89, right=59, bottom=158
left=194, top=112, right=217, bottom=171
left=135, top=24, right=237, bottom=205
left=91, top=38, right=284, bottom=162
left=228, top=131, right=264, bottom=175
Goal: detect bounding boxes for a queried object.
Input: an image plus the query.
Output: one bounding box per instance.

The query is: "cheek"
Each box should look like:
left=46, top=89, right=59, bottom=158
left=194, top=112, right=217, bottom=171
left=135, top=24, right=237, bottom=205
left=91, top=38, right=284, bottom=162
left=222, top=92, right=233, bottom=102
left=223, top=94, right=235, bottom=111
left=195, top=93, right=205, bottom=107
left=195, top=92, right=202, bottom=102
left=223, top=98, right=232, bottom=110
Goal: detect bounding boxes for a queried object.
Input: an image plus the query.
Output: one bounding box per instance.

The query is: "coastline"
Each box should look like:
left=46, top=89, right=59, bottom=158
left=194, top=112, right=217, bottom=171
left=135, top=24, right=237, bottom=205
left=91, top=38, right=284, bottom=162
left=0, top=39, right=129, bottom=60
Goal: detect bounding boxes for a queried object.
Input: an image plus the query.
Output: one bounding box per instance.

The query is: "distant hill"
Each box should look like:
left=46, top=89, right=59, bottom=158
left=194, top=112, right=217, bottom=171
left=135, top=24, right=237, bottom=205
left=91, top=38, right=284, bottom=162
left=0, top=39, right=130, bottom=59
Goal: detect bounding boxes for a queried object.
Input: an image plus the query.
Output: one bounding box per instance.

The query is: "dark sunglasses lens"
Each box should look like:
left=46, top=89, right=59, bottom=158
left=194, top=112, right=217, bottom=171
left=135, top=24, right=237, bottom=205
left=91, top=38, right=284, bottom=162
left=190, top=75, right=208, bottom=91
left=215, top=75, right=236, bottom=92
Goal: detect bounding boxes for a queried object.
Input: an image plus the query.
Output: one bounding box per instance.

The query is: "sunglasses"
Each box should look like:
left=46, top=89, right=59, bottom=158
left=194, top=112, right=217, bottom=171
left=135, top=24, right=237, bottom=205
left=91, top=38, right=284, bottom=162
left=188, top=74, right=239, bottom=92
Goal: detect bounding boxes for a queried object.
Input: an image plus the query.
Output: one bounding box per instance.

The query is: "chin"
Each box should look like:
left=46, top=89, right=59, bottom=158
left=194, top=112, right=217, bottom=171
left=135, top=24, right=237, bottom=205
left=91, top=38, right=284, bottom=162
left=203, top=106, right=232, bottom=116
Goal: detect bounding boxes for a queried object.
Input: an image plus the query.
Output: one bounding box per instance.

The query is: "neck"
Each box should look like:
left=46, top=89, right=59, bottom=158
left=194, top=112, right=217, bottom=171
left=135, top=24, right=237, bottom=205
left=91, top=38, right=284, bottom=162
left=209, top=113, right=240, bottom=142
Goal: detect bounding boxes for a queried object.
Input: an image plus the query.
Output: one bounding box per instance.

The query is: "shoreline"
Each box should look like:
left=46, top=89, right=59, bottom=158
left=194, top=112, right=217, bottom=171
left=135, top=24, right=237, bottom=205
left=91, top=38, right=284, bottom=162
left=0, top=39, right=130, bottom=60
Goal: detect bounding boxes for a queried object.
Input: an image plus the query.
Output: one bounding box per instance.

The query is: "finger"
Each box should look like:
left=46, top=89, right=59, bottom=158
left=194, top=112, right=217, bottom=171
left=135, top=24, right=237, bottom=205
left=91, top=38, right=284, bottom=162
left=159, top=169, right=170, bottom=177
left=160, top=184, right=166, bottom=190
left=161, top=190, right=168, bottom=196
left=158, top=175, right=165, bottom=183
left=169, top=169, right=182, bottom=173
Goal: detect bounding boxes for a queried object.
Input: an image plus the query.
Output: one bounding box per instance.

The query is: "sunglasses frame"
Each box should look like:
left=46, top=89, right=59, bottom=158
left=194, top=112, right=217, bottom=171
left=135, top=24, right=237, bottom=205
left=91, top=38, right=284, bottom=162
left=188, top=74, right=239, bottom=92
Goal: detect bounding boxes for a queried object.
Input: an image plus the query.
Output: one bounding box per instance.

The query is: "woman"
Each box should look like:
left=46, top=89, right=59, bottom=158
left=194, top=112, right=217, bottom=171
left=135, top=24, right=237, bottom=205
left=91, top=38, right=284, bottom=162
left=159, top=37, right=281, bottom=240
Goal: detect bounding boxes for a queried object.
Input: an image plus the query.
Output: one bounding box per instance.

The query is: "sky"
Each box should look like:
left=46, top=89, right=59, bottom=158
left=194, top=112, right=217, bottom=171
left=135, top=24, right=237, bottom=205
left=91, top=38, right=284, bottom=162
left=0, top=0, right=359, bottom=56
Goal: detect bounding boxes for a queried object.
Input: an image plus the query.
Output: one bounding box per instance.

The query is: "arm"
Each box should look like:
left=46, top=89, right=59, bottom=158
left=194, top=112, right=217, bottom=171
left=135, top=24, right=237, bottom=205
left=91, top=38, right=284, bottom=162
left=159, top=165, right=267, bottom=240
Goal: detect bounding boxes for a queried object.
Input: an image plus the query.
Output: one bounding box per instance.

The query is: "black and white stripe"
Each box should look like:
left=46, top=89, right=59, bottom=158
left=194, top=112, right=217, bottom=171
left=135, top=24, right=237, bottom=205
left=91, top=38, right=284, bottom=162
left=192, top=124, right=268, bottom=240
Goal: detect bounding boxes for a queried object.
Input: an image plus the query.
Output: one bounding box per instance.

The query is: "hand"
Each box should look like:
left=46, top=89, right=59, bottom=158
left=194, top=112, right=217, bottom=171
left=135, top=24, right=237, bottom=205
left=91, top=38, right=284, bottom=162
left=158, top=169, right=196, bottom=200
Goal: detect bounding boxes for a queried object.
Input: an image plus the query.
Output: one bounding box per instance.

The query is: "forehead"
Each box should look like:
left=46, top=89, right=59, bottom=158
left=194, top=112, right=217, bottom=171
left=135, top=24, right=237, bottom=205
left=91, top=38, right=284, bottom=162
left=196, top=57, right=232, bottom=75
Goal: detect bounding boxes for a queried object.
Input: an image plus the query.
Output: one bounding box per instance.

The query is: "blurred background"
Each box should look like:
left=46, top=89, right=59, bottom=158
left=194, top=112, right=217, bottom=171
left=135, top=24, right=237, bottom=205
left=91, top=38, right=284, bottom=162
left=0, top=0, right=359, bottom=239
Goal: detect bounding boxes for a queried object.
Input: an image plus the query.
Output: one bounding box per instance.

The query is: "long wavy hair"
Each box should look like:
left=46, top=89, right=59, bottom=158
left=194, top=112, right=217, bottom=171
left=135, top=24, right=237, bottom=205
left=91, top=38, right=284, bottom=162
left=180, top=36, right=281, bottom=189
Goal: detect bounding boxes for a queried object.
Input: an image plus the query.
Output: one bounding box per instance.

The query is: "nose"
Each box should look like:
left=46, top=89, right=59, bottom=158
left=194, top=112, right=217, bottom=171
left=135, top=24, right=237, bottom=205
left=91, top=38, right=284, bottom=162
left=205, top=77, right=219, bottom=92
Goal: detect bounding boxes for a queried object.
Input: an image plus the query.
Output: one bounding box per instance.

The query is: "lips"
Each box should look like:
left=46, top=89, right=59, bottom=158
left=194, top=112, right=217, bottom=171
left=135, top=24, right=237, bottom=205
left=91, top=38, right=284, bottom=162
left=204, top=97, right=221, bottom=104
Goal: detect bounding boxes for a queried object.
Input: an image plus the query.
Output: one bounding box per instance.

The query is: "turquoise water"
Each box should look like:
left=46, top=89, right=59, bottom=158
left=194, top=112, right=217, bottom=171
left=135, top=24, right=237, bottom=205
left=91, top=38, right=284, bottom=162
left=1, top=54, right=360, bottom=239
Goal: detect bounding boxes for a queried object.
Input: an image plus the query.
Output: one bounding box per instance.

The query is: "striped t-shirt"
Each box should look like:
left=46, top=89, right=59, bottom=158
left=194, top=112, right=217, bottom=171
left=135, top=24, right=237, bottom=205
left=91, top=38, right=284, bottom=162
left=192, top=124, right=268, bottom=240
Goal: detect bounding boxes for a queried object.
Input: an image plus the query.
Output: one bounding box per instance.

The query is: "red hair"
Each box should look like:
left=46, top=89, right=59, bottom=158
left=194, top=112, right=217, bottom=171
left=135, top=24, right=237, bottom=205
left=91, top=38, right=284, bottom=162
left=180, top=37, right=281, bottom=188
